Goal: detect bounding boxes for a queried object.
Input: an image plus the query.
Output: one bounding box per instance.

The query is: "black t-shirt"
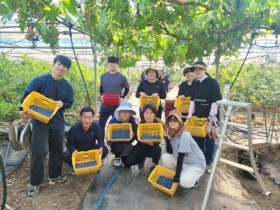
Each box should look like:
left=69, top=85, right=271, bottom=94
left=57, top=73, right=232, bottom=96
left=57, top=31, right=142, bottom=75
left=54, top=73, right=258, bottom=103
left=135, top=80, right=166, bottom=99
left=191, top=77, right=221, bottom=118
left=178, top=80, right=196, bottom=97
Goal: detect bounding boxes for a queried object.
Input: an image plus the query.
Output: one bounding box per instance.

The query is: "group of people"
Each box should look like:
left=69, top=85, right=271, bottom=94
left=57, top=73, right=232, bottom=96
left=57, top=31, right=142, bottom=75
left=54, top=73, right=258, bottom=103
left=18, top=55, right=221, bottom=197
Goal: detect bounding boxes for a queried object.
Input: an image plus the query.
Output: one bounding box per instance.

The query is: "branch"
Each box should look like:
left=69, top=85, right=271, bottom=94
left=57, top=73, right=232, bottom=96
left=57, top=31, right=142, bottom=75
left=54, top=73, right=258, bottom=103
left=159, top=22, right=192, bottom=41
left=166, top=0, right=213, bottom=11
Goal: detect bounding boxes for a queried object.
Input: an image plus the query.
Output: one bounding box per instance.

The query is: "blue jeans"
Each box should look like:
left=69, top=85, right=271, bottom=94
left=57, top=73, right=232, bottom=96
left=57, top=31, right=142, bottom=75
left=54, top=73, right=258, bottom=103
left=194, top=136, right=215, bottom=165
left=30, top=128, right=64, bottom=185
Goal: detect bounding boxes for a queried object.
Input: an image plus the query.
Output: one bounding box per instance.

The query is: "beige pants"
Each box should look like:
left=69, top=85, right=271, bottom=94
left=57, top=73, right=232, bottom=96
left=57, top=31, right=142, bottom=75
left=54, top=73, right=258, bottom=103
left=161, top=153, right=204, bottom=188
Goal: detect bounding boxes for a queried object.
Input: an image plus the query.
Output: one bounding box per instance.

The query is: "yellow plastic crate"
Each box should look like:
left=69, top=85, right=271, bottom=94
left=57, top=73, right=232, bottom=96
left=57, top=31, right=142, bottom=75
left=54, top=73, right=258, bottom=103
left=184, top=117, right=207, bottom=137
left=148, top=165, right=179, bottom=196
left=139, top=96, right=160, bottom=111
left=174, top=97, right=191, bottom=113
left=21, top=91, right=59, bottom=124
left=137, top=123, right=163, bottom=143
left=72, top=149, right=101, bottom=175
left=107, top=123, right=132, bottom=142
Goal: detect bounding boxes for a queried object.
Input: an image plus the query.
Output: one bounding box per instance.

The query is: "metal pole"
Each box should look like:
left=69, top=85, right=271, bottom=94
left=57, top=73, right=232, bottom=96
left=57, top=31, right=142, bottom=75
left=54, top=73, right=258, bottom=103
left=93, top=42, right=98, bottom=112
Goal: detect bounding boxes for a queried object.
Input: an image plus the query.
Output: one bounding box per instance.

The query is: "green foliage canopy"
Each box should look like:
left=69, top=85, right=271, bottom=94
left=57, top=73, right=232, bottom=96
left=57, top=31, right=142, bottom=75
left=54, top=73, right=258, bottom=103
left=1, top=0, right=280, bottom=67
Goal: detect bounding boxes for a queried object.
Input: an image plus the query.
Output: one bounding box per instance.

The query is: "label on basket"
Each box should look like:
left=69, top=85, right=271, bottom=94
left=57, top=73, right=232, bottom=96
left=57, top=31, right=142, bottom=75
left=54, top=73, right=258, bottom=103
left=29, top=105, right=54, bottom=117
left=157, top=176, right=173, bottom=189
left=112, top=130, right=130, bottom=139
left=75, top=160, right=97, bottom=169
left=140, top=135, right=161, bottom=140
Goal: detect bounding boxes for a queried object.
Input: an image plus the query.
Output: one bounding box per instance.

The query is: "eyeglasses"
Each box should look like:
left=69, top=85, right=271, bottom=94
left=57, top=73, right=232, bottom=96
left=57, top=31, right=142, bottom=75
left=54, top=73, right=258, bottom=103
left=168, top=117, right=179, bottom=123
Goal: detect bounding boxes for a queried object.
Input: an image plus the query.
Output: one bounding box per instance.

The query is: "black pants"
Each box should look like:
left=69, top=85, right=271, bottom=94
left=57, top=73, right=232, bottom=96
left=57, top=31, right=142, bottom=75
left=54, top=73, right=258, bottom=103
left=139, top=105, right=163, bottom=122
left=30, top=127, right=64, bottom=185
left=124, top=143, right=161, bottom=166
left=111, top=142, right=130, bottom=158
left=99, top=105, right=118, bottom=139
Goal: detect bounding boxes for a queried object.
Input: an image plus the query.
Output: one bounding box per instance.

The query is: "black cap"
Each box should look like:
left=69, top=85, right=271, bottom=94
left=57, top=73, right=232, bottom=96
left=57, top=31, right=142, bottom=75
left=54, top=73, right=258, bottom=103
left=107, top=56, right=119, bottom=64
left=53, top=55, right=72, bottom=68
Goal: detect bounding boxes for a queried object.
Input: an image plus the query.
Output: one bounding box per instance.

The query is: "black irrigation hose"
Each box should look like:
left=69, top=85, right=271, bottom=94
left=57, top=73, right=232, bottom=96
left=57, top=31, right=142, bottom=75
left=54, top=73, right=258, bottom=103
left=0, top=155, right=7, bottom=210
left=68, top=26, right=91, bottom=107
left=230, top=31, right=256, bottom=90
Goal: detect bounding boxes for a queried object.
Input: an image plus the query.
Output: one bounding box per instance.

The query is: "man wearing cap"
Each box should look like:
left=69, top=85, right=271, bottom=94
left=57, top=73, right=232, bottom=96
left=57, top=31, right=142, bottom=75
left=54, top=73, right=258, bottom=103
left=19, top=55, right=74, bottom=197
left=106, top=101, right=137, bottom=167
left=63, top=107, right=109, bottom=173
left=187, top=61, right=221, bottom=173
left=135, top=65, right=166, bottom=121
left=99, top=56, right=130, bottom=139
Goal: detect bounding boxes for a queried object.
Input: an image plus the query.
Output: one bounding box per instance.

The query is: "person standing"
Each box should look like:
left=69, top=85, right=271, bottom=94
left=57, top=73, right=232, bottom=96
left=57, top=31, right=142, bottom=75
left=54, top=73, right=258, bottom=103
left=63, top=107, right=108, bottom=174
left=99, top=56, right=130, bottom=139
left=135, top=66, right=166, bottom=121
left=163, top=110, right=205, bottom=188
left=177, top=66, right=196, bottom=121
left=187, top=61, right=222, bottom=173
left=19, top=55, right=74, bottom=197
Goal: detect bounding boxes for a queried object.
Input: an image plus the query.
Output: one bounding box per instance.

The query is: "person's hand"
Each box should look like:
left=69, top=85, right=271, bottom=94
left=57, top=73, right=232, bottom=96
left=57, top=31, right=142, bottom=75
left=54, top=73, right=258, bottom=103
left=143, top=141, right=154, bottom=146
left=105, top=133, right=109, bottom=140
left=119, top=97, right=123, bottom=103
left=130, top=131, right=134, bottom=139
left=135, top=116, right=141, bottom=124
left=186, top=113, right=193, bottom=120
left=151, top=93, right=158, bottom=97
left=19, top=110, right=33, bottom=119
left=55, top=100, right=63, bottom=108
left=98, top=147, right=103, bottom=156
left=101, top=95, right=104, bottom=103
left=140, top=92, right=147, bottom=97
left=73, top=150, right=78, bottom=153
left=179, top=95, right=185, bottom=98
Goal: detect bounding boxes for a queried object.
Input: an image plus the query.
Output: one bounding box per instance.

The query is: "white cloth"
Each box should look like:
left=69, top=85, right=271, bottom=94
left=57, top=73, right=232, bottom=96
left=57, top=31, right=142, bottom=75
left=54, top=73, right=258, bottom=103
left=162, top=153, right=204, bottom=188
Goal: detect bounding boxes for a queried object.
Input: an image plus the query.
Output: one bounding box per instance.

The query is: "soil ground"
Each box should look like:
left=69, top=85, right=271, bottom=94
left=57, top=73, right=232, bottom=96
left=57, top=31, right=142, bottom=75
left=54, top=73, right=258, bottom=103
left=0, top=114, right=279, bottom=210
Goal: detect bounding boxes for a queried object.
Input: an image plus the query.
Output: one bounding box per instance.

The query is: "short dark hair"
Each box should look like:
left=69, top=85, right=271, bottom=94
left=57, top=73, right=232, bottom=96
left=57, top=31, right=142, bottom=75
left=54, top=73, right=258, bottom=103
left=183, top=67, right=194, bottom=76
left=53, top=55, right=72, bottom=68
left=142, top=103, right=157, bottom=114
left=80, top=107, right=95, bottom=117
left=107, top=56, right=119, bottom=64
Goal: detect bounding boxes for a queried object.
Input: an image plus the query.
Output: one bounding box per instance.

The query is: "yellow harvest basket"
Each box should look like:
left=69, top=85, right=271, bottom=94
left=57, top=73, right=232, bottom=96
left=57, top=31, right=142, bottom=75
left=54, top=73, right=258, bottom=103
left=107, top=123, right=132, bottom=142
left=139, top=96, right=160, bottom=111
left=174, top=97, right=191, bottom=113
left=137, top=123, right=163, bottom=143
left=21, top=91, right=59, bottom=124
left=184, top=117, right=207, bottom=137
left=148, top=165, right=179, bottom=196
left=72, top=150, right=102, bottom=175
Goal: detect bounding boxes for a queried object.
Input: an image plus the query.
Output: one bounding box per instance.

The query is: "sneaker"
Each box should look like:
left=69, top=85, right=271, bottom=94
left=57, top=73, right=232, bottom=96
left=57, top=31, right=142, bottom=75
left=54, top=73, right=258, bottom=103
left=47, top=175, right=67, bottom=183
left=192, top=180, right=199, bottom=188
left=69, top=169, right=75, bottom=176
left=138, top=157, right=146, bottom=169
left=131, top=165, right=140, bottom=174
left=27, top=185, right=39, bottom=197
left=205, top=165, right=212, bottom=174
left=113, top=158, right=122, bottom=167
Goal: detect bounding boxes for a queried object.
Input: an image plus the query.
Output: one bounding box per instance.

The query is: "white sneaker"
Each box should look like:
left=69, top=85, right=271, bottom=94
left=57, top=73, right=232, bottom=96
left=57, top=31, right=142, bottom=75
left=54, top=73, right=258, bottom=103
left=131, top=165, right=140, bottom=175
left=113, top=158, right=122, bottom=167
